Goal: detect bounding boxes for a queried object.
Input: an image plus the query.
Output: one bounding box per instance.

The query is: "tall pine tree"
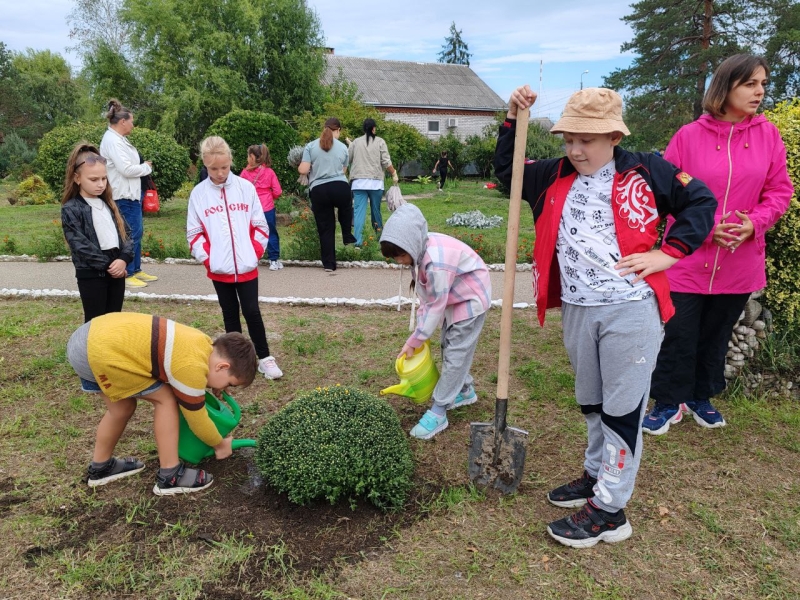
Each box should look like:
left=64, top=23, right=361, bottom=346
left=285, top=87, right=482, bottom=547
left=438, top=22, right=472, bottom=66
left=604, top=0, right=746, bottom=150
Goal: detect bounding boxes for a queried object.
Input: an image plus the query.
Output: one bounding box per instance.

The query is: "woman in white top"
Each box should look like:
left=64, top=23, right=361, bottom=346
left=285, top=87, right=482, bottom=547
left=347, top=118, right=398, bottom=247
left=99, top=98, right=157, bottom=289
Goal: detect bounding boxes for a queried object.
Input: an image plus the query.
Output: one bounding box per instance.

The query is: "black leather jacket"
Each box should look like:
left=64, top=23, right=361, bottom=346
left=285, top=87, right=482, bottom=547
left=61, top=196, right=134, bottom=278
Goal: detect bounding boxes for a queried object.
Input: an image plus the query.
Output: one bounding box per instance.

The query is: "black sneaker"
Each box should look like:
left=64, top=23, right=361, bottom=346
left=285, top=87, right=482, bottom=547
left=547, top=470, right=597, bottom=508
left=153, top=464, right=213, bottom=496
left=547, top=500, right=633, bottom=548
left=86, top=457, right=145, bottom=488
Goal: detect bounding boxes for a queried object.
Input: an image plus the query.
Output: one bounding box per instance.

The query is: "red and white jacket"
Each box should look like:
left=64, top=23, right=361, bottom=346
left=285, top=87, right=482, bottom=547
left=187, top=172, right=269, bottom=283
left=494, top=119, right=718, bottom=325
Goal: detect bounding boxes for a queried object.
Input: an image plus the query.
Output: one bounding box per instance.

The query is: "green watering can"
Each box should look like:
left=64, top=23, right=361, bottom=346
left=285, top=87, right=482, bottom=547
left=178, top=390, right=256, bottom=464
left=380, top=340, right=440, bottom=404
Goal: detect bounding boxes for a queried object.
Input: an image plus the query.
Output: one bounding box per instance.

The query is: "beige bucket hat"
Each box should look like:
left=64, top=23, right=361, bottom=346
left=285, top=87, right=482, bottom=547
left=550, top=88, right=631, bottom=136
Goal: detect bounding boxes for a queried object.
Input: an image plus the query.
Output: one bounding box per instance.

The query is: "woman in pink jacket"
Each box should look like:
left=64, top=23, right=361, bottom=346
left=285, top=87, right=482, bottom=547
left=240, top=144, right=283, bottom=271
left=643, top=55, right=793, bottom=435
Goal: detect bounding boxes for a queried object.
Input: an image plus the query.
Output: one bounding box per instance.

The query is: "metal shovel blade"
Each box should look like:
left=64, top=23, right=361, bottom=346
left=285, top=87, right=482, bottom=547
left=468, top=422, right=528, bottom=494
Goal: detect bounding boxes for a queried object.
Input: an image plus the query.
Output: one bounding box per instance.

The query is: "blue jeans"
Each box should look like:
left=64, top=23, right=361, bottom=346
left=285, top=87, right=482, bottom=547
left=352, top=189, right=384, bottom=246
left=115, top=199, right=143, bottom=276
left=264, top=209, right=280, bottom=261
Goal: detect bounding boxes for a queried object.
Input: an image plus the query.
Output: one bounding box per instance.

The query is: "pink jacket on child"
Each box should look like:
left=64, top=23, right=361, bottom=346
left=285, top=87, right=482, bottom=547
left=663, top=113, right=793, bottom=295
left=239, top=165, right=282, bottom=212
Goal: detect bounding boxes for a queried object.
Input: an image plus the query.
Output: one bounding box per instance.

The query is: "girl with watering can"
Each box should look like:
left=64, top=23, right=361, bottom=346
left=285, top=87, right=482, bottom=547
left=380, top=203, right=492, bottom=440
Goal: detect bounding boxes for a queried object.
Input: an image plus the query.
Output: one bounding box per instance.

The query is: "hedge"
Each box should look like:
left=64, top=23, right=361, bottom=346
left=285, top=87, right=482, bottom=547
left=764, top=100, right=800, bottom=332
left=35, top=122, right=190, bottom=201
left=205, top=109, right=300, bottom=195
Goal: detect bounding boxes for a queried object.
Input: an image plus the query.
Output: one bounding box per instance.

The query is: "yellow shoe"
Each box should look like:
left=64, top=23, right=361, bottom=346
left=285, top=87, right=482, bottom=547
left=126, top=276, right=147, bottom=288
left=134, top=271, right=158, bottom=282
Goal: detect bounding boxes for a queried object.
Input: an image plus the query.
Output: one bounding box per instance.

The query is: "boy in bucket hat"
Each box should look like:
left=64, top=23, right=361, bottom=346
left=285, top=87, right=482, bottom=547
left=494, top=86, right=717, bottom=548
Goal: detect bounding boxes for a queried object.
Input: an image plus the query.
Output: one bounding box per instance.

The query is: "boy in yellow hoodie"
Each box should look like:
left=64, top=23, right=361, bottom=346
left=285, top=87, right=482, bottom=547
left=66, top=312, right=257, bottom=495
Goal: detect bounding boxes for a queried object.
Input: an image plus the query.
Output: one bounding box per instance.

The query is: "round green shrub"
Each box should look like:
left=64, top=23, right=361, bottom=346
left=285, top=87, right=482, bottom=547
left=35, top=121, right=190, bottom=201
left=205, top=109, right=300, bottom=195
left=35, top=122, right=105, bottom=192
left=255, top=385, right=415, bottom=511
left=127, top=128, right=191, bottom=202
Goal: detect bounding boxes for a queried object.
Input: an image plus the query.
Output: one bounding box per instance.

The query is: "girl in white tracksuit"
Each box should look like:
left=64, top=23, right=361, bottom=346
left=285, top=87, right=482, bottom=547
left=187, top=136, right=283, bottom=380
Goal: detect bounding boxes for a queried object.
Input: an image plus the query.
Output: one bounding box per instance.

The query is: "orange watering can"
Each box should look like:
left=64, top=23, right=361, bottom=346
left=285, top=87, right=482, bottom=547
left=178, top=390, right=255, bottom=464
left=380, top=340, right=440, bottom=404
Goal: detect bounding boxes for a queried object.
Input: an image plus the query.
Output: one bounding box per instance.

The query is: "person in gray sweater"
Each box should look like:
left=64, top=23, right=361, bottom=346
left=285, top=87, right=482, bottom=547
left=347, top=118, right=399, bottom=247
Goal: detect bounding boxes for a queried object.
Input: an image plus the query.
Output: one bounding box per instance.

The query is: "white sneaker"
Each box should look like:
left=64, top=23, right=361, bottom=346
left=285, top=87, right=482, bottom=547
left=258, top=356, right=283, bottom=379
left=269, top=260, right=283, bottom=271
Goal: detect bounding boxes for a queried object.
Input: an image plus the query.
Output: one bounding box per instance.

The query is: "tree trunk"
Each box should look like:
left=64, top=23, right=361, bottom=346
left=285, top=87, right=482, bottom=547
left=694, top=0, right=715, bottom=119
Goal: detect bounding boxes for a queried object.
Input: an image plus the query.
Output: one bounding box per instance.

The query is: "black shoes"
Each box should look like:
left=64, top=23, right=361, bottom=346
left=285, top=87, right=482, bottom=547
left=547, top=470, right=597, bottom=508
left=547, top=499, right=633, bottom=548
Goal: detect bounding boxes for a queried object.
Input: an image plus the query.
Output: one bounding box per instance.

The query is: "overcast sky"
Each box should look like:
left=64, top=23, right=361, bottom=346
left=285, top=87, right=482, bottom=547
left=1, top=0, right=637, bottom=120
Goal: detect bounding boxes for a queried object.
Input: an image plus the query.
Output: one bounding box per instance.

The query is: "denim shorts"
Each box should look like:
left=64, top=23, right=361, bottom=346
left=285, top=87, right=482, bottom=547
left=80, top=376, right=163, bottom=397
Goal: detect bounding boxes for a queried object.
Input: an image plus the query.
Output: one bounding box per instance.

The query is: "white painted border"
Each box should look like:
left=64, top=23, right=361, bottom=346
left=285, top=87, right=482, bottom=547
left=0, top=287, right=534, bottom=310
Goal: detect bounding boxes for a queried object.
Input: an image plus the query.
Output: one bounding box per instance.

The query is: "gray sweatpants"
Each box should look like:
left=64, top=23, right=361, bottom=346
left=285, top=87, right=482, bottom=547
left=561, top=298, right=663, bottom=512
left=431, top=313, right=486, bottom=409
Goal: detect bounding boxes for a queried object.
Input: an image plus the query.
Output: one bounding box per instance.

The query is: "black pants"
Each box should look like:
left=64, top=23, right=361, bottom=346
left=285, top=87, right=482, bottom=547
left=212, top=278, right=270, bottom=359
left=309, top=180, right=356, bottom=270
left=650, top=291, right=750, bottom=406
left=439, top=169, right=448, bottom=189
left=77, top=276, right=126, bottom=322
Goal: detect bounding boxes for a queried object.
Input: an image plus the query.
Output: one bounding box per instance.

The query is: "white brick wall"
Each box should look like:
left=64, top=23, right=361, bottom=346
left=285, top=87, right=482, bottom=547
left=383, top=112, right=496, bottom=140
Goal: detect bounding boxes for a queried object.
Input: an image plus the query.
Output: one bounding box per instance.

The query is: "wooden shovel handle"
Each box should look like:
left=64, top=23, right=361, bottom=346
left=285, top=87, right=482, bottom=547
left=496, top=107, right=530, bottom=403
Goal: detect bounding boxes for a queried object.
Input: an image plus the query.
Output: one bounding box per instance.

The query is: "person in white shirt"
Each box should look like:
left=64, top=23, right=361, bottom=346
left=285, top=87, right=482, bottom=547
left=99, top=98, right=158, bottom=289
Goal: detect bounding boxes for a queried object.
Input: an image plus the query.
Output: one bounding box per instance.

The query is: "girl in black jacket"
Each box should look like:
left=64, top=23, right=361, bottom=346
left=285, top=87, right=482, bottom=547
left=61, top=142, right=134, bottom=322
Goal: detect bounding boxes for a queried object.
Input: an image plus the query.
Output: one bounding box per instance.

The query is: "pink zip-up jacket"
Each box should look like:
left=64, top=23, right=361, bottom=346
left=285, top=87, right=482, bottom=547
left=663, top=113, right=793, bottom=294
left=380, top=204, right=492, bottom=349
left=239, top=165, right=282, bottom=212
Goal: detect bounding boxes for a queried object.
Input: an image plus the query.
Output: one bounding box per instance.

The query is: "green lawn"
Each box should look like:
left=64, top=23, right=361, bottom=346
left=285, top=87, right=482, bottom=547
left=0, top=297, right=798, bottom=599
left=0, top=179, right=534, bottom=263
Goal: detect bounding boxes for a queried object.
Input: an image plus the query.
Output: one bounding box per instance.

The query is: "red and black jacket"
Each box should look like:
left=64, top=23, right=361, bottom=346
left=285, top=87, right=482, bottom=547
left=493, top=118, right=717, bottom=325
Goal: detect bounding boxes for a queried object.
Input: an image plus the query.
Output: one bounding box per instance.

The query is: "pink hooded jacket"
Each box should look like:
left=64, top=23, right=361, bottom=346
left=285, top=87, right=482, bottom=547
left=663, top=113, right=793, bottom=294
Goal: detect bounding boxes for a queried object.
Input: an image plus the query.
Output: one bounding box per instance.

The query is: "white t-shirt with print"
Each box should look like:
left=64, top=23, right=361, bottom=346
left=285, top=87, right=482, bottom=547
left=555, top=159, right=654, bottom=305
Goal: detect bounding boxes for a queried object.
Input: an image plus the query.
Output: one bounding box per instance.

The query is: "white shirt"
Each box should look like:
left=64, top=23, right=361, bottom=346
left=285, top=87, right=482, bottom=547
left=84, top=198, right=119, bottom=250
left=99, top=127, right=152, bottom=201
left=556, top=159, right=653, bottom=305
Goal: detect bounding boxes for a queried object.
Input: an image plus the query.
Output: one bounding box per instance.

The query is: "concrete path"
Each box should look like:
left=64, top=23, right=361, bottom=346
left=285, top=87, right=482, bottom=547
left=0, top=259, right=537, bottom=308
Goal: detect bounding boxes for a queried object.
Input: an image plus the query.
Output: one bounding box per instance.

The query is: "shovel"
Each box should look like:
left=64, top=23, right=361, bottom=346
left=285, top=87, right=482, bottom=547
left=468, top=106, right=530, bottom=494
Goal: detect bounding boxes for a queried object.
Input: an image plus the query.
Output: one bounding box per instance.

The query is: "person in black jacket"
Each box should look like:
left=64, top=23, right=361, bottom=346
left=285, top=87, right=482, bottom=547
left=61, top=142, right=134, bottom=322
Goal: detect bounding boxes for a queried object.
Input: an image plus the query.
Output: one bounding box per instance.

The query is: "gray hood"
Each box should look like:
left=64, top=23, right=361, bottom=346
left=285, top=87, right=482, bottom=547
left=380, top=203, right=428, bottom=265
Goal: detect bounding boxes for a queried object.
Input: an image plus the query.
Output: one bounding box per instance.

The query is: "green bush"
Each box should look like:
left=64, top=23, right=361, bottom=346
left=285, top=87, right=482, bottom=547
left=127, top=128, right=191, bottom=202
left=141, top=231, right=191, bottom=260
left=0, top=132, right=37, bottom=178
left=32, top=220, right=69, bottom=261
left=35, top=121, right=190, bottom=201
left=255, top=385, right=415, bottom=510
left=1, top=236, right=19, bottom=254
left=10, top=175, right=56, bottom=206
left=205, top=109, right=300, bottom=195
left=36, top=122, right=105, bottom=192
left=283, top=205, right=321, bottom=261
left=764, top=100, right=800, bottom=332
left=381, top=120, right=429, bottom=173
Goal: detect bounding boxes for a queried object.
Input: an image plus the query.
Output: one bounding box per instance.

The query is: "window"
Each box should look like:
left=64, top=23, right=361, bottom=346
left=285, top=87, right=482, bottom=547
left=427, top=120, right=440, bottom=133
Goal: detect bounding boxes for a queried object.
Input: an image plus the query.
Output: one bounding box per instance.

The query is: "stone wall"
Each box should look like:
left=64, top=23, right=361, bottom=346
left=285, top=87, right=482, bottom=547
left=725, top=293, right=796, bottom=398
